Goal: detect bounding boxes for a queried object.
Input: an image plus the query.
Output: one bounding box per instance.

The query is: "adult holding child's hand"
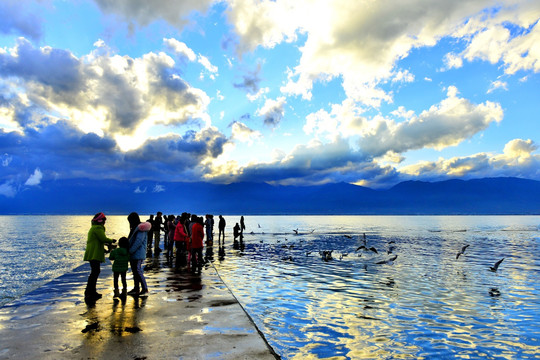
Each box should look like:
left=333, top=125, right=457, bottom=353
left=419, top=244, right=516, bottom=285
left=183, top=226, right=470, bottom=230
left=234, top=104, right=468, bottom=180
left=83, top=212, right=115, bottom=301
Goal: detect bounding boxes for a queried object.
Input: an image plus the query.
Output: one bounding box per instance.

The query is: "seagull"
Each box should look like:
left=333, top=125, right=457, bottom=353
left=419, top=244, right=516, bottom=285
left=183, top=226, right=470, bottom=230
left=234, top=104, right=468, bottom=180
left=355, top=245, right=367, bottom=252
left=344, top=235, right=353, bottom=239
left=376, top=255, right=398, bottom=265
left=387, top=246, right=395, bottom=254
left=320, top=250, right=333, bottom=261
left=293, top=229, right=298, bottom=234
left=369, top=247, right=378, bottom=254
left=490, top=258, right=505, bottom=272
left=456, top=244, right=470, bottom=259
left=258, top=224, right=261, bottom=228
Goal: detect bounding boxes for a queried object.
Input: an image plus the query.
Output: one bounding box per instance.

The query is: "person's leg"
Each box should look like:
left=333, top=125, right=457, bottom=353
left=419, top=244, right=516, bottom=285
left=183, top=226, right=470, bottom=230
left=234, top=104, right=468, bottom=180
left=154, top=231, right=160, bottom=252
left=191, top=248, right=196, bottom=271
left=85, top=260, right=101, bottom=298
left=129, top=260, right=140, bottom=294
left=121, top=271, right=127, bottom=294
left=138, top=260, right=148, bottom=294
left=197, top=248, right=203, bottom=270
left=113, top=272, right=120, bottom=297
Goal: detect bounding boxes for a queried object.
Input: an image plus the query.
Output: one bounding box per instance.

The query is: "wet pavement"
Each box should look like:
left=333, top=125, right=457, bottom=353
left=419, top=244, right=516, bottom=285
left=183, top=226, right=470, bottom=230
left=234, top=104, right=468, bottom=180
left=0, top=252, right=279, bottom=359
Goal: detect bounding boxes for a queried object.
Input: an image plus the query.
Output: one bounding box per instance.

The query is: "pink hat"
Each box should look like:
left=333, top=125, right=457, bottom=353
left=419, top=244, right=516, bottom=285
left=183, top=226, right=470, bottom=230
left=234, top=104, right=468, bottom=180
left=92, top=212, right=107, bottom=223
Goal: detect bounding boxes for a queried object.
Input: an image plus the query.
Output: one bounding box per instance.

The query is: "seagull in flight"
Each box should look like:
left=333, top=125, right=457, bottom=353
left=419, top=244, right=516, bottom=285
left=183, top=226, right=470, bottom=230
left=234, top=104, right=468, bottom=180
left=490, top=258, right=505, bottom=272
left=456, top=244, right=470, bottom=259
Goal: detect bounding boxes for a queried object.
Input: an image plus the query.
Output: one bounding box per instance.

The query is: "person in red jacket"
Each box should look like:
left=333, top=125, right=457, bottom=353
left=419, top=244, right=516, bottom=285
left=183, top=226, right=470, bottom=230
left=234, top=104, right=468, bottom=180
left=191, top=216, right=205, bottom=272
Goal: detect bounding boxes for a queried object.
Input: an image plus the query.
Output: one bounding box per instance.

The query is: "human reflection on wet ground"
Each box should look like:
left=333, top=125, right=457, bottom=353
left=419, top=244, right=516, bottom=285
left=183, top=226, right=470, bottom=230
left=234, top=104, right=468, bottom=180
left=0, top=244, right=278, bottom=359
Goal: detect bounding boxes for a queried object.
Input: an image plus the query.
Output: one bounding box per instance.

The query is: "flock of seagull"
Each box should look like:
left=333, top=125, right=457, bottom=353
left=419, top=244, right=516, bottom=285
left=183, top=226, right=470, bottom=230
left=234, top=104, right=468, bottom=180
left=288, top=230, right=506, bottom=273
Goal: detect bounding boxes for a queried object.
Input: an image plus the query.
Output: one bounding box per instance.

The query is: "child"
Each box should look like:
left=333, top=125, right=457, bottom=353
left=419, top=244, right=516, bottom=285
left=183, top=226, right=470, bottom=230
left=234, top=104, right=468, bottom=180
left=109, top=236, right=130, bottom=298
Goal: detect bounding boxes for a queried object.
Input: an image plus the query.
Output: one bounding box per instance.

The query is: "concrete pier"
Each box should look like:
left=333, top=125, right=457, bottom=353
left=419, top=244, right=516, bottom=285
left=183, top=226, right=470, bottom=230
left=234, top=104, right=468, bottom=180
left=0, top=254, right=279, bottom=359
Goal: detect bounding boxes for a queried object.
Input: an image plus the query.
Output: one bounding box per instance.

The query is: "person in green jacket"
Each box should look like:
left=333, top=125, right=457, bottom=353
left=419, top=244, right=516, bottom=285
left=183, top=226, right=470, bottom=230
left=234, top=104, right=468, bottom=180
left=83, top=212, right=116, bottom=301
left=109, top=236, right=130, bottom=298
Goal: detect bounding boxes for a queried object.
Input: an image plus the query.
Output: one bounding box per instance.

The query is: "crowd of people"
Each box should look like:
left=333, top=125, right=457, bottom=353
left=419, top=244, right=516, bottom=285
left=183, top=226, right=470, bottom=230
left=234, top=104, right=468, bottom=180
left=83, top=211, right=245, bottom=302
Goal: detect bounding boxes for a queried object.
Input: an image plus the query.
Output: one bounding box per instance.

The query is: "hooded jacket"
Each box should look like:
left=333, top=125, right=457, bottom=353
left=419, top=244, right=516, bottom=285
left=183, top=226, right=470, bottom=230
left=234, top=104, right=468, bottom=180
left=83, top=224, right=114, bottom=263
left=109, top=247, right=130, bottom=272
left=174, top=221, right=188, bottom=242
left=129, top=222, right=152, bottom=260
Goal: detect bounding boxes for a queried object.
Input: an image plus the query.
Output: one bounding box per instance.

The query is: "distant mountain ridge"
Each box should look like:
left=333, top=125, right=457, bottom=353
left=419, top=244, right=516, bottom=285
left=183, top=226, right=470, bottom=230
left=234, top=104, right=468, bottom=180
left=1, top=177, right=539, bottom=215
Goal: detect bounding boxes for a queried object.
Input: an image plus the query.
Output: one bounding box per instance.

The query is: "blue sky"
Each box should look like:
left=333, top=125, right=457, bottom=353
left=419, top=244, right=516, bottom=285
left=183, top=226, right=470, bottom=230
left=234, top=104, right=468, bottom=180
left=1, top=0, right=539, bottom=198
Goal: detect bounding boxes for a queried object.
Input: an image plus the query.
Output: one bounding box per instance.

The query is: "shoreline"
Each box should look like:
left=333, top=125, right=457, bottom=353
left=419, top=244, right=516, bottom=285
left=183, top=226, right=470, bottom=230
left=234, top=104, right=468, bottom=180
left=0, top=253, right=280, bottom=359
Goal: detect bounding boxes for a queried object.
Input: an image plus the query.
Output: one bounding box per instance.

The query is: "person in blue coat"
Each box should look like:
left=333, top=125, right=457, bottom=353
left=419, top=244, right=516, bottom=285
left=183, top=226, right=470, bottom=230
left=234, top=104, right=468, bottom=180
left=127, top=212, right=152, bottom=296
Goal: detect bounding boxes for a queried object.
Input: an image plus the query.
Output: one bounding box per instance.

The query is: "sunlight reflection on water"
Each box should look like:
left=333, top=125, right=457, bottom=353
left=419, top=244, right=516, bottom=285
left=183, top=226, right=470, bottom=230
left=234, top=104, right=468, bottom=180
left=0, top=215, right=539, bottom=359
left=212, top=215, right=540, bottom=359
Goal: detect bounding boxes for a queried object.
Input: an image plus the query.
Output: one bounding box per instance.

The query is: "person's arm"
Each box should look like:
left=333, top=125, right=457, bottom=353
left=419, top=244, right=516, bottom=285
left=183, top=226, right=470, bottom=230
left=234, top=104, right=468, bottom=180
left=94, top=226, right=114, bottom=244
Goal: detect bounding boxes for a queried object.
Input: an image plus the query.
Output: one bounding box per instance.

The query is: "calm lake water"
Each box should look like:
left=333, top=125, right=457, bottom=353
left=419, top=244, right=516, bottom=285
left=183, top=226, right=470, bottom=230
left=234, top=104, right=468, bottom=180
left=1, top=215, right=539, bottom=359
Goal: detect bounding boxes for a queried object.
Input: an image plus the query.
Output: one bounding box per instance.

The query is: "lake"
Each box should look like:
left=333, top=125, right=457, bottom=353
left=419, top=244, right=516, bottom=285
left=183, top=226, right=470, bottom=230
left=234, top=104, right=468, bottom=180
left=1, top=215, right=539, bottom=359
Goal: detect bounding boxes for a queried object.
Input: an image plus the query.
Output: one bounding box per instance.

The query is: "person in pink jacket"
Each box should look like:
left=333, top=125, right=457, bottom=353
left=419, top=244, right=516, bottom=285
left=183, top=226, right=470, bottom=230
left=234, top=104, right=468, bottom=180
left=174, top=213, right=189, bottom=269
left=190, top=216, right=205, bottom=273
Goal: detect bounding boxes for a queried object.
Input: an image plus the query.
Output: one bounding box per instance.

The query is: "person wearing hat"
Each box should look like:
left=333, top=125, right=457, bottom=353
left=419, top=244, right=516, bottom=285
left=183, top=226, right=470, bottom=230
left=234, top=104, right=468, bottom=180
left=83, top=212, right=116, bottom=301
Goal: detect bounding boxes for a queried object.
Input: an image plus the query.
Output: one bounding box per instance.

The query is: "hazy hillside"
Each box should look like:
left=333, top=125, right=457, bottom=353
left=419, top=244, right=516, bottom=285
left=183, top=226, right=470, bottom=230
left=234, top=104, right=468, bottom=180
left=1, top=177, right=539, bottom=215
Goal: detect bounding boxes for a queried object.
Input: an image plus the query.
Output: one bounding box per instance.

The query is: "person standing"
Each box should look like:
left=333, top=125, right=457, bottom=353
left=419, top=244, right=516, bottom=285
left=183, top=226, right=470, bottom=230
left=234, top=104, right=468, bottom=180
left=154, top=212, right=163, bottom=254
left=218, top=215, right=226, bottom=245
left=83, top=212, right=116, bottom=301
left=191, top=216, right=205, bottom=272
left=174, top=214, right=189, bottom=269
left=145, top=214, right=154, bottom=252
left=127, top=212, right=152, bottom=296
left=109, top=236, right=130, bottom=298
left=205, top=214, right=214, bottom=246
left=240, top=216, right=246, bottom=237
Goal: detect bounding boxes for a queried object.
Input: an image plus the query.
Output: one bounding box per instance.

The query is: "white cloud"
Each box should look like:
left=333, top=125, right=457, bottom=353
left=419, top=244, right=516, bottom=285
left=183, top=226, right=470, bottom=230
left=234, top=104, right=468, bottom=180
left=197, top=54, right=218, bottom=74
left=152, top=184, right=165, bottom=193
left=0, top=38, right=211, bottom=151
left=164, top=38, right=197, bottom=61
left=400, top=138, right=540, bottom=180
left=228, top=1, right=539, bottom=107
left=358, top=86, right=504, bottom=156
left=24, top=167, right=42, bottom=186
left=442, top=52, right=463, bottom=70
left=0, top=181, right=17, bottom=198
left=1, top=153, right=12, bottom=167
left=452, top=3, right=540, bottom=74
left=93, top=0, right=215, bottom=29
left=256, top=96, right=286, bottom=127
left=134, top=186, right=147, bottom=193
left=487, top=80, right=508, bottom=94
left=231, top=121, right=262, bottom=145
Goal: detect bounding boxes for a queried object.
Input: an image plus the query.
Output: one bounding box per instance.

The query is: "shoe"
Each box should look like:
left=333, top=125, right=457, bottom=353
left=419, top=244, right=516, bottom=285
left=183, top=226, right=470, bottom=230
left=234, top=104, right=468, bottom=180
left=127, top=289, right=139, bottom=296
left=113, top=289, right=120, bottom=298
left=85, top=292, right=102, bottom=301
left=139, top=289, right=149, bottom=296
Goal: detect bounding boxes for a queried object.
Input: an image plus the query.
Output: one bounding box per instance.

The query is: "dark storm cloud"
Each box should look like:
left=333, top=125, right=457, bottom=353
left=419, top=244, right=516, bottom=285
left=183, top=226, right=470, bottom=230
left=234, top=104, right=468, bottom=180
left=126, top=127, right=228, bottom=170
left=0, top=121, right=120, bottom=183
left=0, top=118, right=231, bottom=194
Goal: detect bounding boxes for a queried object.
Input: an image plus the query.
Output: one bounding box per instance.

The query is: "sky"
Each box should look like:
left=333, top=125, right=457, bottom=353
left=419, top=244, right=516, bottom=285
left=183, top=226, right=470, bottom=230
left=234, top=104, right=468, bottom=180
left=1, top=0, right=539, bottom=198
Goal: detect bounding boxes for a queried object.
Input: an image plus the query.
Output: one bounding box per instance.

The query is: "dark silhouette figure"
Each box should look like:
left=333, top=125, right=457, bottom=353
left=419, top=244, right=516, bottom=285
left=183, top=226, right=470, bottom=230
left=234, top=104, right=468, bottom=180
left=218, top=215, right=226, bottom=245
left=240, top=216, right=246, bottom=235
left=146, top=214, right=154, bottom=253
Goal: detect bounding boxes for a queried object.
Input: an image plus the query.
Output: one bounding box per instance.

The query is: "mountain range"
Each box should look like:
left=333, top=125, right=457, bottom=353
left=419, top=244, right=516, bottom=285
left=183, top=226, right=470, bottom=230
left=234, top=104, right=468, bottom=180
left=1, top=177, right=539, bottom=215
